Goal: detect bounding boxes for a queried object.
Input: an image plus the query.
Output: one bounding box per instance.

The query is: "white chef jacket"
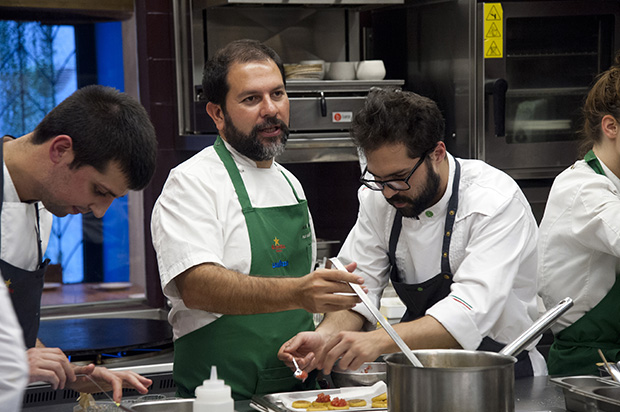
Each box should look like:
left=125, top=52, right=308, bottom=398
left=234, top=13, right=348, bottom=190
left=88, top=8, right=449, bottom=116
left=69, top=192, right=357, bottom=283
left=338, top=153, right=547, bottom=375
left=0, top=281, right=28, bottom=412
left=0, top=157, right=46, bottom=411
left=151, top=139, right=316, bottom=340
left=1, top=163, right=52, bottom=270
left=538, top=158, right=620, bottom=334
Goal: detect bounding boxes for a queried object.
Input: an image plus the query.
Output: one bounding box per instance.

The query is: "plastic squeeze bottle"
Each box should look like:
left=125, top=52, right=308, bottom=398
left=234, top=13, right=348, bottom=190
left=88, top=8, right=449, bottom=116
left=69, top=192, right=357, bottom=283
left=193, top=365, right=234, bottom=412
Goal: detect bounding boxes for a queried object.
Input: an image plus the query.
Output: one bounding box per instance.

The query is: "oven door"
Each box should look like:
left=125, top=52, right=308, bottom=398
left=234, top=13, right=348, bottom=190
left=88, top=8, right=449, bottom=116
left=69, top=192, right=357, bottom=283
left=479, top=1, right=620, bottom=179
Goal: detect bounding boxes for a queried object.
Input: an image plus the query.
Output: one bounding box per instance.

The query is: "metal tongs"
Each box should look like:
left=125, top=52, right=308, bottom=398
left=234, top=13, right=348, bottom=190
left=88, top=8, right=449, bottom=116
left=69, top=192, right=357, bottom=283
left=328, top=257, right=424, bottom=367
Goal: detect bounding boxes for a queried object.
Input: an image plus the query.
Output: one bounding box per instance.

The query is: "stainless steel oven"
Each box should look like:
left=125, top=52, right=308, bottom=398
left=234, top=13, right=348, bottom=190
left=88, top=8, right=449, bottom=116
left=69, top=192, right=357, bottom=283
left=173, top=0, right=404, bottom=163
left=371, top=0, right=620, bottom=180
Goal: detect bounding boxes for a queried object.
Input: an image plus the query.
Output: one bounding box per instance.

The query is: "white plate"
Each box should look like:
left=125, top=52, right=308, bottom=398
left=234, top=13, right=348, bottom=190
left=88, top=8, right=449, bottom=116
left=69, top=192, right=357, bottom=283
left=88, top=282, right=132, bottom=291
left=43, top=282, right=62, bottom=290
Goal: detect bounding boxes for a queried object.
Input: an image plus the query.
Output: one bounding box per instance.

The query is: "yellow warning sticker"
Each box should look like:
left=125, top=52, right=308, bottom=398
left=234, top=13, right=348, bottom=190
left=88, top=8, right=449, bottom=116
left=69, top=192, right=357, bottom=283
left=484, top=3, right=503, bottom=58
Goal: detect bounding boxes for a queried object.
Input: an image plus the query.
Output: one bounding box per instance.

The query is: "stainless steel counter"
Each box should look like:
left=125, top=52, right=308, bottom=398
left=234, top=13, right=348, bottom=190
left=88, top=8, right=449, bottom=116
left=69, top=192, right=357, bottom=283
left=23, top=373, right=569, bottom=412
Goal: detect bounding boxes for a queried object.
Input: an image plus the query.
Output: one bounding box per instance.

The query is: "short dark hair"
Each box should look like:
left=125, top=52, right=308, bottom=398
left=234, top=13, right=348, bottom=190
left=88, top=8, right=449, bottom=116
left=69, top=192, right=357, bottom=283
left=202, top=39, right=285, bottom=110
left=351, top=88, right=445, bottom=158
left=32, top=85, right=157, bottom=190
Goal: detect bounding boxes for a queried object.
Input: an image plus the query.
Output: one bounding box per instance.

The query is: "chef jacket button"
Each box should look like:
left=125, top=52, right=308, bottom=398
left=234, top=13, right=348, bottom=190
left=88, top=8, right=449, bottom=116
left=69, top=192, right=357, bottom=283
left=449, top=210, right=455, bottom=216
left=444, top=274, right=450, bottom=280
left=443, top=252, right=448, bottom=258
left=446, top=231, right=451, bottom=236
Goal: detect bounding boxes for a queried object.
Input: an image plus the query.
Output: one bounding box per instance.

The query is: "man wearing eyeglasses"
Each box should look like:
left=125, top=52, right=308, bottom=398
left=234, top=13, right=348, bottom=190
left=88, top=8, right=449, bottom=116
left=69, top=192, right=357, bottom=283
left=278, top=88, right=546, bottom=379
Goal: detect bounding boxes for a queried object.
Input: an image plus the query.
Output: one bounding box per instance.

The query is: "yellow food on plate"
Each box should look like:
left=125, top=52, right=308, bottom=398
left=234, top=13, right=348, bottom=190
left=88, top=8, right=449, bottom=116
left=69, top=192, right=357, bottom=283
left=292, top=400, right=312, bottom=409
left=307, top=407, right=329, bottom=411
left=371, top=393, right=387, bottom=402
left=371, top=400, right=388, bottom=408
left=312, top=401, right=331, bottom=407
left=327, top=405, right=349, bottom=410
left=348, top=399, right=367, bottom=407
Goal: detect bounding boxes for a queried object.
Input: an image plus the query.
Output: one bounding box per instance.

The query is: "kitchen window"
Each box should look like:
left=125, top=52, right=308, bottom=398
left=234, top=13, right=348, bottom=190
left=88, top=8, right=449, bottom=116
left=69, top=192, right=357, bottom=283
left=0, top=18, right=146, bottom=307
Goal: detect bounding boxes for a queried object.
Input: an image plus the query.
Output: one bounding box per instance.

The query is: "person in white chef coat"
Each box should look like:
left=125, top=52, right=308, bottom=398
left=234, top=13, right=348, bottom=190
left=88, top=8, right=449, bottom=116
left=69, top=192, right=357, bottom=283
left=151, top=39, right=365, bottom=401
left=0, top=283, right=28, bottom=411
left=1, top=84, right=158, bottom=405
left=279, top=88, right=547, bottom=378
left=538, top=54, right=620, bottom=376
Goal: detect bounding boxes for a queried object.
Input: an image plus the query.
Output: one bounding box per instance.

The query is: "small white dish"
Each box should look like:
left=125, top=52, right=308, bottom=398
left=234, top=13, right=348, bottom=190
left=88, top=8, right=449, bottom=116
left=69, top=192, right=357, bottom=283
left=43, top=282, right=61, bottom=290
left=88, top=282, right=133, bottom=291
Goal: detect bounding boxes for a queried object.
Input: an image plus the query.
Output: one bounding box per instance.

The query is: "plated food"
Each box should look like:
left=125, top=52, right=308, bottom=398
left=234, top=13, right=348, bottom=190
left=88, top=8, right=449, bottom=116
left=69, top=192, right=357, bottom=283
left=291, top=392, right=387, bottom=410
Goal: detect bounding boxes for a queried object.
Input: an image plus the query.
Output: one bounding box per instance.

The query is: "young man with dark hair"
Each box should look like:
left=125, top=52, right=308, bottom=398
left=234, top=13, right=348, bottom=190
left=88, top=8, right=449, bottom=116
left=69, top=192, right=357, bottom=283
left=1, top=84, right=158, bottom=406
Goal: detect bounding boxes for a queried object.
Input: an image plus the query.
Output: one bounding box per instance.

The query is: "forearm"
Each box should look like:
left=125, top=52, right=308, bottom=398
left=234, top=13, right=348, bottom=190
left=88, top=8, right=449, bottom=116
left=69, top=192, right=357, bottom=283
left=317, top=310, right=366, bottom=340
left=177, top=263, right=302, bottom=314
left=394, top=315, right=461, bottom=351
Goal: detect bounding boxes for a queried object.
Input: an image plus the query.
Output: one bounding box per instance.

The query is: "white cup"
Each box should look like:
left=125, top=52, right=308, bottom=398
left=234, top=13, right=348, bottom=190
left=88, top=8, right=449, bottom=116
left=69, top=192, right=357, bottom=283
left=356, top=60, right=386, bottom=81
left=326, top=62, right=356, bottom=80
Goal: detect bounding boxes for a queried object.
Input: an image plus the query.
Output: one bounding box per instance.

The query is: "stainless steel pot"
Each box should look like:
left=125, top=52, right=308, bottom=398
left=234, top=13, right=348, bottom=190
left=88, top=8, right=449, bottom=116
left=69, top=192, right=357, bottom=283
left=384, top=298, right=573, bottom=412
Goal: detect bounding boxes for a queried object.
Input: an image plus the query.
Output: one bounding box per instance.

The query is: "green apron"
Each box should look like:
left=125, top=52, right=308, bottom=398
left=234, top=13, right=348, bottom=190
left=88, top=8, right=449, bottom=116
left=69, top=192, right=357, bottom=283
left=173, top=136, right=316, bottom=400
left=547, top=150, right=620, bottom=375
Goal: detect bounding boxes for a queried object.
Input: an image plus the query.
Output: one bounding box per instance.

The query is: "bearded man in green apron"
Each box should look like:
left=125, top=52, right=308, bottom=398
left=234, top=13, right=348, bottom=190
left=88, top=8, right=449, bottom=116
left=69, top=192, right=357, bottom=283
left=151, top=39, right=365, bottom=400
left=538, top=54, right=620, bottom=376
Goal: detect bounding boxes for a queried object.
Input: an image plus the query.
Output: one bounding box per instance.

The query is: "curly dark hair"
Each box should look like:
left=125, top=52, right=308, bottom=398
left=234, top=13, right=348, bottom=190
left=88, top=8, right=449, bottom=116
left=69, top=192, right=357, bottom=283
left=580, top=52, right=620, bottom=156
left=202, top=39, right=285, bottom=111
left=32, top=85, right=157, bottom=190
left=351, top=88, right=444, bottom=158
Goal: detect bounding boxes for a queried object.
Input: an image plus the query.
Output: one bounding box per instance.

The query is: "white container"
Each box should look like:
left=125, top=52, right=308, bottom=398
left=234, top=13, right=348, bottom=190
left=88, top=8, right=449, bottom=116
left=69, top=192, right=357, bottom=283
left=193, top=366, right=234, bottom=412
left=326, top=62, right=356, bottom=80
left=356, top=60, right=386, bottom=81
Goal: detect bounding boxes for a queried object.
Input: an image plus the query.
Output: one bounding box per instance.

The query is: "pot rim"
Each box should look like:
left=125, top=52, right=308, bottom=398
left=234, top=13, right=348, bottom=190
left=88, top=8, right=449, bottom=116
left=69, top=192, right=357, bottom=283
left=384, top=349, right=517, bottom=371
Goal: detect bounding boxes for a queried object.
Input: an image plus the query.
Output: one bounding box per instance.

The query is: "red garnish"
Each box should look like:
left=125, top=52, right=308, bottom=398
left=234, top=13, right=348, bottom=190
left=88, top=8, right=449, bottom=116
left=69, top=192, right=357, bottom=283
left=330, top=397, right=348, bottom=407
left=316, top=393, right=331, bottom=403
left=296, top=370, right=308, bottom=381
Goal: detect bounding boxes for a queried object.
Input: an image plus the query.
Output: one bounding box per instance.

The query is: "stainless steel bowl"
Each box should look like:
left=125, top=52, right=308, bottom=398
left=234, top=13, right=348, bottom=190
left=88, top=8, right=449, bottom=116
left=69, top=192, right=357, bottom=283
left=330, top=362, right=387, bottom=387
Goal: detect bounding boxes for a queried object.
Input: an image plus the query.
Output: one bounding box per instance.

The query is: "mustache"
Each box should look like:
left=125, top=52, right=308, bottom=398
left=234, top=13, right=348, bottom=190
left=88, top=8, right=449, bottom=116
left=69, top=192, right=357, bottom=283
left=388, top=195, right=411, bottom=206
left=255, top=116, right=289, bottom=134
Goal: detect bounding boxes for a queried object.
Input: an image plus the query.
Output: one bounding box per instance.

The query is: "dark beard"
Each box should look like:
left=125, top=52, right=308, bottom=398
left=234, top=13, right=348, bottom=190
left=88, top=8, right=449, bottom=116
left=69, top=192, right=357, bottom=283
left=223, top=113, right=289, bottom=162
left=387, top=162, right=441, bottom=218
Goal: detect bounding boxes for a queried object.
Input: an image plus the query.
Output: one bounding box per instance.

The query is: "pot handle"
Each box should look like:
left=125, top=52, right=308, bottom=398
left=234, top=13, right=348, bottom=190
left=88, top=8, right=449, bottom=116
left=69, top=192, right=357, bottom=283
left=499, top=297, right=573, bottom=358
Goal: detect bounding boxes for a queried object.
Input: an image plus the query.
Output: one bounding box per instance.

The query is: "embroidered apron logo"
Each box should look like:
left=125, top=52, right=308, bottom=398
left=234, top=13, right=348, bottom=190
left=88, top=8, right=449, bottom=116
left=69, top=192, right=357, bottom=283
left=272, top=236, right=286, bottom=252
left=272, top=260, right=289, bottom=269
left=4, top=279, right=13, bottom=294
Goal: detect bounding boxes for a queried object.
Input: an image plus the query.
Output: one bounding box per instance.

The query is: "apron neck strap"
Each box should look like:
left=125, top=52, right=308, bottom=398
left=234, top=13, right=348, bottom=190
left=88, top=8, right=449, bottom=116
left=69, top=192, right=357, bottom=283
left=585, top=149, right=606, bottom=176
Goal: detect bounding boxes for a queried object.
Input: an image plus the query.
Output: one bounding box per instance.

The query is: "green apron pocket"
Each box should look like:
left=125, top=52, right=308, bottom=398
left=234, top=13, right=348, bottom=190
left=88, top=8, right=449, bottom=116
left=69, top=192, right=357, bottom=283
left=255, top=366, right=304, bottom=395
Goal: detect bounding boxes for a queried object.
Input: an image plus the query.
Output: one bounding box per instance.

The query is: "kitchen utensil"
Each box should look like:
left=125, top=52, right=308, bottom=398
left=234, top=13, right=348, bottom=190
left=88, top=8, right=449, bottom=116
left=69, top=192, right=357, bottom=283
left=291, top=357, right=307, bottom=381
left=328, top=257, right=423, bottom=367
left=330, top=361, right=387, bottom=387
left=598, top=349, right=620, bottom=382
left=385, top=297, right=573, bottom=412
left=76, top=374, right=134, bottom=412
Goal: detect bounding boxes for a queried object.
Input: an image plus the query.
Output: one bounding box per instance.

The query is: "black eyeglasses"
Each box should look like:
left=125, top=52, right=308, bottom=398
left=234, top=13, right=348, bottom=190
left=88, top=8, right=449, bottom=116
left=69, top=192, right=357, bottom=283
left=360, top=150, right=430, bottom=191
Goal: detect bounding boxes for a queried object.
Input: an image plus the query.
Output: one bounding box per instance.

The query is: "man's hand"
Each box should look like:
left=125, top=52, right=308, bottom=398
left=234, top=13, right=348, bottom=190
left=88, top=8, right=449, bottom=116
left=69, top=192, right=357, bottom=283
left=318, top=329, right=386, bottom=374
left=278, top=331, right=326, bottom=373
left=70, top=365, right=153, bottom=403
left=296, top=262, right=366, bottom=313
left=27, top=347, right=76, bottom=389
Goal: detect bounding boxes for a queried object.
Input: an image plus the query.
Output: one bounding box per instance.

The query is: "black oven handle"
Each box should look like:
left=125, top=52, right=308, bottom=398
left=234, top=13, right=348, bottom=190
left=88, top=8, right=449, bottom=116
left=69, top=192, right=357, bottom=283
left=319, top=91, right=327, bottom=117
left=485, top=78, right=508, bottom=137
